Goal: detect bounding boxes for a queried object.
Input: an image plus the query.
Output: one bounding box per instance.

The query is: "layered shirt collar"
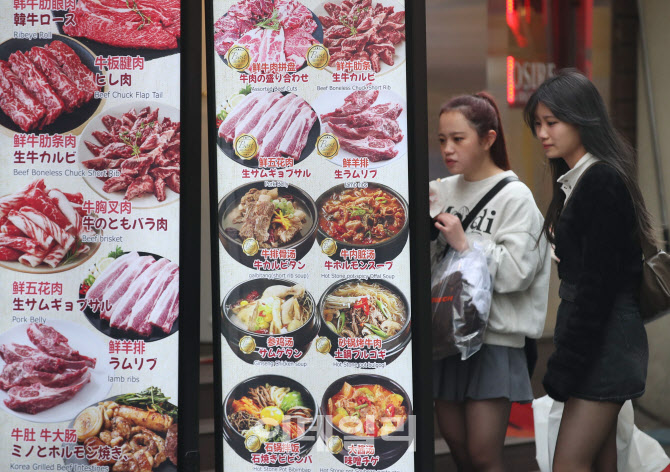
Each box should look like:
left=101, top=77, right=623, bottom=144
left=557, top=152, right=601, bottom=202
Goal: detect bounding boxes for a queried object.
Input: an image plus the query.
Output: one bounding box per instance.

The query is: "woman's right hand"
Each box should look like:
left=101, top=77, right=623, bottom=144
left=434, top=212, right=469, bottom=252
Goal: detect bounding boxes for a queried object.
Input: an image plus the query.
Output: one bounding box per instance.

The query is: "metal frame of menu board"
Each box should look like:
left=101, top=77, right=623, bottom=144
left=178, top=0, right=203, bottom=470
left=206, top=0, right=432, bottom=470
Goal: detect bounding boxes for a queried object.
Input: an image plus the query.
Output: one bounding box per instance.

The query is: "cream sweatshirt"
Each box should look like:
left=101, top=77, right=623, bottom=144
left=430, top=170, right=551, bottom=348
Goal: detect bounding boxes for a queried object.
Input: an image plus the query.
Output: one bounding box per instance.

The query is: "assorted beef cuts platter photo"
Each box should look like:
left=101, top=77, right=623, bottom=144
left=78, top=101, right=181, bottom=209
left=217, top=91, right=319, bottom=168
left=0, top=35, right=103, bottom=135
left=0, top=179, right=102, bottom=274
left=315, top=0, right=406, bottom=75
left=65, top=390, right=178, bottom=471
left=0, top=321, right=110, bottom=423
left=214, top=0, right=324, bottom=73
left=79, top=250, right=180, bottom=342
left=54, top=0, right=181, bottom=60
left=312, top=88, right=407, bottom=168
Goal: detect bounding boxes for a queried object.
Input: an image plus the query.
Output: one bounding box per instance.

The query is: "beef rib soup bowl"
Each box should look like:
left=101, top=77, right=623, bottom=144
left=218, top=181, right=318, bottom=269
left=317, top=278, right=411, bottom=367
left=315, top=183, right=409, bottom=263
left=221, top=278, right=320, bottom=364
left=223, top=375, right=320, bottom=465
left=319, top=374, right=413, bottom=470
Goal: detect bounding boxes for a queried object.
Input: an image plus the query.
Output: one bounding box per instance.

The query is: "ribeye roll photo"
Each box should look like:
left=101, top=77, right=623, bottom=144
left=77, top=101, right=181, bottom=209
left=0, top=35, right=104, bottom=135
left=214, top=0, right=324, bottom=73
left=79, top=249, right=179, bottom=342
left=315, top=0, right=406, bottom=76
left=65, top=387, right=178, bottom=471
left=216, top=89, right=320, bottom=168
left=311, top=87, right=408, bottom=168
left=0, top=320, right=111, bottom=423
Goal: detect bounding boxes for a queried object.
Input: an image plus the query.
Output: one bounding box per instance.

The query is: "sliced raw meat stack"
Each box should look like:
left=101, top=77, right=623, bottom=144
left=0, top=179, right=93, bottom=269
left=320, top=0, right=405, bottom=72
left=214, top=0, right=319, bottom=70
left=84, top=252, right=180, bottom=336
left=0, top=324, right=96, bottom=415
left=0, top=40, right=99, bottom=131
left=81, top=106, right=181, bottom=202
left=63, top=0, right=181, bottom=50
left=218, top=92, right=316, bottom=160
left=321, top=90, right=403, bottom=162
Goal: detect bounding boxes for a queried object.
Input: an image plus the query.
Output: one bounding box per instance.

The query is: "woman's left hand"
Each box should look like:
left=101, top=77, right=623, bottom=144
left=434, top=212, right=469, bottom=252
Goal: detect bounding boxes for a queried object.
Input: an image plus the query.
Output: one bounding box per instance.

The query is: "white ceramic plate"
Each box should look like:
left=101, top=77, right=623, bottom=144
left=314, top=0, right=407, bottom=77
left=0, top=320, right=112, bottom=423
left=77, top=101, right=180, bottom=209
left=311, top=88, right=408, bottom=168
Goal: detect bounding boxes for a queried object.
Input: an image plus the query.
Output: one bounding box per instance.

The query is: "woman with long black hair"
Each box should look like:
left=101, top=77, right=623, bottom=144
left=524, top=69, right=655, bottom=472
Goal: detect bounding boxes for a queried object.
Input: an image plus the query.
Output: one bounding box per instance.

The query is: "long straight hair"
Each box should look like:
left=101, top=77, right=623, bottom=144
left=523, top=69, right=655, bottom=245
left=440, top=92, right=511, bottom=171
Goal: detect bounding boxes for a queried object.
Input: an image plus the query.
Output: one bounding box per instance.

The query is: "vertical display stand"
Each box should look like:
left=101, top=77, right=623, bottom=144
left=208, top=0, right=431, bottom=471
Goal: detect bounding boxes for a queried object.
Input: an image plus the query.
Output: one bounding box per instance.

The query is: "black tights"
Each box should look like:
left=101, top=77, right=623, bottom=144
left=435, top=398, right=512, bottom=472
left=552, top=398, right=622, bottom=472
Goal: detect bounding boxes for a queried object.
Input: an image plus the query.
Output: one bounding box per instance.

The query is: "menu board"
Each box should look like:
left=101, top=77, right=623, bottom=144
left=0, top=1, right=189, bottom=470
left=208, top=1, right=417, bottom=470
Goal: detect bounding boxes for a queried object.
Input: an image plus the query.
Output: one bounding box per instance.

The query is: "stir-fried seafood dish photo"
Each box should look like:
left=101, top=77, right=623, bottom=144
left=72, top=387, right=178, bottom=470
left=223, top=188, right=310, bottom=248
left=227, top=284, right=312, bottom=335
left=322, top=281, right=406, bottom=339
left=228, top=383, right=314, bottom=444
left=327, top=383, right=407, bottom=437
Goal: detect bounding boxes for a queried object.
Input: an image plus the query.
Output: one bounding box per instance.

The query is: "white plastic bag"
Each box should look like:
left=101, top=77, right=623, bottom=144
left=532, top=395, right=670, bottom=472
left=431, top=240, right=496, bottom=360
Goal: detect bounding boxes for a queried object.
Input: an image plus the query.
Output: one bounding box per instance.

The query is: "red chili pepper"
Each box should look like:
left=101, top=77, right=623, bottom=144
left=356, top=396, right=369, bottom=406
left=386, top=404, right=395, bottom=418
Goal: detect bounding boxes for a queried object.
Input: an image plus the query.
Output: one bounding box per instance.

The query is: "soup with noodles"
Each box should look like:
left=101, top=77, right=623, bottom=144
left=328, top=383, right=407, bottom=437
left=319, top=187, right=405, bottom=245
left=322, top=281, right=406, bottom=339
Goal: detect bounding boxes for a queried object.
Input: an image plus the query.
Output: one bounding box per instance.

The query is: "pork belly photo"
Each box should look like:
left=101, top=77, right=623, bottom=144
left=214, top=0, right=322, bottom=71
left=217, top=91, right=318, bottom=166
left=0, top=37, right=100, bottom=133
left=0, top=179, right=99, bottom=272
left=318, top=0, right=406, bottom=73
left=81, top=251, right=180, bottom=340
left=63, top=0, right=181, bottom=50
left=79, top=103, right=181, bottom=206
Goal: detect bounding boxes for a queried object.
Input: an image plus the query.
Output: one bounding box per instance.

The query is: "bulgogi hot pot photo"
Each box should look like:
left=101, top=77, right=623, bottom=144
left=319, top=374, right=413, bottom=470
left=317, top=278, right=411, bottom=367
left=223, top=375, right=320, bottom=466
left=218, top=181, right=318, bottom=269
left=315, top=183, right=409, bottom=264
left=221, top=279, right=320, bottom=364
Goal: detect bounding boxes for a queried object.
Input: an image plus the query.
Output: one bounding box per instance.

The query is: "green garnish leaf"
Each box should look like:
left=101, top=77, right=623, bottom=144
left=108, top=246, right=124, bottom=259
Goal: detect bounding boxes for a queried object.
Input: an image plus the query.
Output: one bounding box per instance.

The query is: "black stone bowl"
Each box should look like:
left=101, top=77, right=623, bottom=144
left=315, top=183, right=409, bottom=264
left=317, top=278, right=411, bottom=368
left=223, top=375, right=320, bottom=466
left=218, top=181, right=317, bottom=270
left=319, top=374, right=413, bottom=470
left=221, top=278, right=320, bottom=364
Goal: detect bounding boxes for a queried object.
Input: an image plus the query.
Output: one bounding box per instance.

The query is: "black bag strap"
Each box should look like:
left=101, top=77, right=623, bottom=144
left=439, top=175, right=519, bottom=258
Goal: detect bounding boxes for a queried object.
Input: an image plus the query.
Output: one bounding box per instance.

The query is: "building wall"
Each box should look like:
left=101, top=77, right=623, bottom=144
left=636, top=0, right=670, bottom=424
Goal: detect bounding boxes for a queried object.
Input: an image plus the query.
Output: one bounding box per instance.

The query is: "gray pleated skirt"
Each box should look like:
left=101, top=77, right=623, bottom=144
left=433, top=344, right=533, bottom=403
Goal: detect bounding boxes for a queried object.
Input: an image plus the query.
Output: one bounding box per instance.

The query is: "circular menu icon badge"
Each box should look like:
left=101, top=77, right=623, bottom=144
left=234, top=134, right=258, bottom=160
left=321, top=238, right=337, bottom=256
left=307, top=44, right=330, bottom=70
left=317, top=133, right=339, bottom=159
left=227, top=45, right=251, bottom=71
left=327, top=435, right=344, bottom=454
left=242, top=238, right=259, bottom=256
left=315, top=336, right=332, bottom=354
left=245, top=434, right=262, bottom=452
left=239, top=336, right=256, bottom=354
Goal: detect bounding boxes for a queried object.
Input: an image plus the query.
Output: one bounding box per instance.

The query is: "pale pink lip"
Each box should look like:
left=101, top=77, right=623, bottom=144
left=543, top=144, right=553, bottom=149
left=445, top=159, right=456, bottom=165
